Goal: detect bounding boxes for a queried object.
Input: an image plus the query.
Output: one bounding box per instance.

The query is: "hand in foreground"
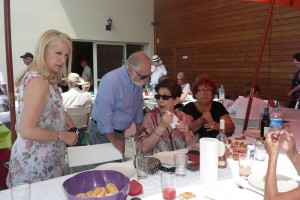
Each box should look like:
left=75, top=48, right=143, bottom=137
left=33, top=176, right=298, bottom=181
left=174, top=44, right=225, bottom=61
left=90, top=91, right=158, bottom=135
left=265, top=130, right=296, bottom=156
left=61, top=131, right=79, bottom=146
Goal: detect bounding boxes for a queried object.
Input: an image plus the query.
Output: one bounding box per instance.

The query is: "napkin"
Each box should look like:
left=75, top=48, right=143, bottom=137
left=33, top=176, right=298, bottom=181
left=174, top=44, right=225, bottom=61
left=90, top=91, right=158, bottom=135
left=129, top=179, right=143, bottom=196
left=167, top=111, right=178, bottom=129
left=199, top=138, right=219, bottom=182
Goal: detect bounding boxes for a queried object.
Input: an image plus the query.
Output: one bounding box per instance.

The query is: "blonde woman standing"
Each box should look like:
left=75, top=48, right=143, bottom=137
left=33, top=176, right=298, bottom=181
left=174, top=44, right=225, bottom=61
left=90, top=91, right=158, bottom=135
left=7, top=30, right=78, bottom=187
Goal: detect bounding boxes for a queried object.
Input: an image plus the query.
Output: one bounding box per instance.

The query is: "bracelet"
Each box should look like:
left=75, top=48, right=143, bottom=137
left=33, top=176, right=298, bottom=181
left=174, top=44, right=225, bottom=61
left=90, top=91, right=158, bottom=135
left=57, top=131, right=62, bottom=141
left=153, top=130, right=161, bottom=137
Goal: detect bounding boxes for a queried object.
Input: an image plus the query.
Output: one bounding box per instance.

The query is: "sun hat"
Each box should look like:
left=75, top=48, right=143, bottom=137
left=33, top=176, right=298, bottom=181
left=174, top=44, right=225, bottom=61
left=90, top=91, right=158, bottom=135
left=82, top=82, right=90, bottom=88
left=152, top=55, right=161, bottom=62
left=67, top=73, right=85, bottom=85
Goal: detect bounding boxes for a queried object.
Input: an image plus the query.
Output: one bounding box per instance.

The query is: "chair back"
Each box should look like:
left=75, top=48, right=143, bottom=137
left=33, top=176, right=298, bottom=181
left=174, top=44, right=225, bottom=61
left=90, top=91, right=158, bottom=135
left=65, top=105, right=92, bottom=128
left=67, top=143, right=123, bottom=173
left=231, top=117, right=260, bottom=134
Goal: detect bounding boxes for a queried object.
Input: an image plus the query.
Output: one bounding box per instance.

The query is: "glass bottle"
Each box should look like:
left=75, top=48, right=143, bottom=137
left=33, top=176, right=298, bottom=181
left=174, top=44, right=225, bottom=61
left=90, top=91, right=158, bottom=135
left=216, top=119, right=228, bottom=168
left=260, top=107, right=270, bottom=138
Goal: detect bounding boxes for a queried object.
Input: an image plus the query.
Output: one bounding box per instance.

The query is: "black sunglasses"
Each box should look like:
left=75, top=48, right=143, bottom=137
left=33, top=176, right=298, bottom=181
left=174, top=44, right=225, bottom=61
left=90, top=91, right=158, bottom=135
left=131, top=66, right=151, bottom=80
left=154, top=94, right=174, bottom=100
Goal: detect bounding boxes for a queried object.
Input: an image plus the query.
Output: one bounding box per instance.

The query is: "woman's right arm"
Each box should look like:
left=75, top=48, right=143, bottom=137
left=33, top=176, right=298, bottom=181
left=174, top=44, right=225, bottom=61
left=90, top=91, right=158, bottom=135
left=138, top=112, right=172, bottom=154
left=19, top=78, right=78, bottom=146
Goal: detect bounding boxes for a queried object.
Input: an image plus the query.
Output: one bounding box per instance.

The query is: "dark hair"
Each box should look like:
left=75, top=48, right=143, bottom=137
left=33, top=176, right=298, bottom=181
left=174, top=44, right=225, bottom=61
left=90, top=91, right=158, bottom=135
left=155, top=78, right=182, bottom=98
left=293, top=53, right=300, bottom=62
left=191, top=74, right=217, bottom=98
left=245, top=82, right=261, bottom=96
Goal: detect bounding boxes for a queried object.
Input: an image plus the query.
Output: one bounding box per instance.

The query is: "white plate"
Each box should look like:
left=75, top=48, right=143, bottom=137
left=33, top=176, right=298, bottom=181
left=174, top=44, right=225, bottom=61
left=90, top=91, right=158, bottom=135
left=153, top=151, right=177, bottom=165
left=244, top=129, right=260, bottom=138
left=95, top=162, right=135, bottom=177
left=248, top=173, right=299, bottom=192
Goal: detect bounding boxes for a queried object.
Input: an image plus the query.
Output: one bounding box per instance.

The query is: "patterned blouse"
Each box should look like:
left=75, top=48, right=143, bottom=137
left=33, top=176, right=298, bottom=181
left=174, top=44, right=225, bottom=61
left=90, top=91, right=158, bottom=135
left=136, top=109, right=194, bottom=155
left=7, top=71, right=67, bottom=188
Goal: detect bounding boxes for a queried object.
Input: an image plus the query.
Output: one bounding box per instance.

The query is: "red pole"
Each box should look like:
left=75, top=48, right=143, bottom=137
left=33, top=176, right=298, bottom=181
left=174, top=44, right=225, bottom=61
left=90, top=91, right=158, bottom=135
left=4, top=0, right=16, bottom=142
left=243, top=0, right=276, bottom=131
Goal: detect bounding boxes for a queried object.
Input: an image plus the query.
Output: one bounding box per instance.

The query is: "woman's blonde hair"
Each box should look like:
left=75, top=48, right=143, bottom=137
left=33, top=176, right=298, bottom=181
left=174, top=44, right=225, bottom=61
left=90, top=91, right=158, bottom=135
left=15, top=29, right=72, bottom=86
left=177, top=72, right=186, bottom=81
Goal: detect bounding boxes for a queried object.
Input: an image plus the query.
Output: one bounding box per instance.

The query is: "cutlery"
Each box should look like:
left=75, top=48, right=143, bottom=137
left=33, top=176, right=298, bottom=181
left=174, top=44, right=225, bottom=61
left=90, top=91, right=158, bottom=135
left=234, top=181, right=263, bottom=196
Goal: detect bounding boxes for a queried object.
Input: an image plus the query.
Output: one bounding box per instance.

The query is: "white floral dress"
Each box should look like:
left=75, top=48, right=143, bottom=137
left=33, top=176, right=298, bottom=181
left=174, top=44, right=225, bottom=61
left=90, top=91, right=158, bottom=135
left=7, top=71, right=67, bottom=188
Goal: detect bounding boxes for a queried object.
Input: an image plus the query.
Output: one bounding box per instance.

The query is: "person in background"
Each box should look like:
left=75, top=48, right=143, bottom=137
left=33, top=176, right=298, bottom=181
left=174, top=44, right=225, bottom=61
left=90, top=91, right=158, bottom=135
left=20, top=52, right=34, bottom=66
left=264, top=130, right=300, bottom=200
left=288, top=52, right=300, bottom=109
left=81, top=58, right=93, bottom=91
left=82, top=82, right=90, bottom=92
left=183, top=74, right=235, bottom=139
left=7, top=30, right=78, bottom=188
left=150, top=55, right=167, bottom=88
left=0, top=71, right=7, bottom=95
left=89, top=51, right=151, bottom=154
left=61, top=72, right=92, bottom=108
left=227, top=83, right=271, bottom=119
left=177, top=72, right=191, bottom=102
left=0, top=87, right=10, bottom=128
left=136, top=78, right=195, bottom=155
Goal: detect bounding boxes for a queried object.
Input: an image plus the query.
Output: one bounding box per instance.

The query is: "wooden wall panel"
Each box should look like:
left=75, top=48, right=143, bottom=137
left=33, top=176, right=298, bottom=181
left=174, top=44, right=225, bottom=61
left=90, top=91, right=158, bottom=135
left=154, top=0, right=300, bottom=105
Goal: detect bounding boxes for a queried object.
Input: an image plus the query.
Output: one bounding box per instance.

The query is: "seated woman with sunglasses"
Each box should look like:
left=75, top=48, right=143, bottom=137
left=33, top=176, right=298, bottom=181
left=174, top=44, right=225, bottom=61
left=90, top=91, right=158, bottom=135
left=136, top=79, right=195, bottom=155
left=182, top=74, right=235, bottom=139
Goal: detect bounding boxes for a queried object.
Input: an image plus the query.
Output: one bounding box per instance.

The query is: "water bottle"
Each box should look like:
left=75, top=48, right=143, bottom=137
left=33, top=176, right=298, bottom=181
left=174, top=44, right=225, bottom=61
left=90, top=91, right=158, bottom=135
left=269, top=107, right=283, bottom=131
left=219, top=85, right=225, bottom=100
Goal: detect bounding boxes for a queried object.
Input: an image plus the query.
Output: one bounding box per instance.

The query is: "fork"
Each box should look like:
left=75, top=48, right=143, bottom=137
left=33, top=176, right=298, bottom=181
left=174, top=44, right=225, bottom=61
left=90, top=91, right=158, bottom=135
left=235, top=181, right=263, bottom=196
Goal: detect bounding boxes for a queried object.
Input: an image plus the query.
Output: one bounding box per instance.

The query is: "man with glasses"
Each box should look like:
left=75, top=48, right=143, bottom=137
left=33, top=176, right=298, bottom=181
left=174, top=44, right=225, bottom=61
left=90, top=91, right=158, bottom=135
left=89, top=51, right=151, bottom=154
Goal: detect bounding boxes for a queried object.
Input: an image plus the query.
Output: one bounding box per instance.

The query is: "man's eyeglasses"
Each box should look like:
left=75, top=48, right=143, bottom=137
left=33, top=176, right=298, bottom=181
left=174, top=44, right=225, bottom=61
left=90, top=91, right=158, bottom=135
left=154, top=94, right=174, bottom=100
left=131, top=66, right=151, bottom=80
left=197, top=88, right=213, bottom=93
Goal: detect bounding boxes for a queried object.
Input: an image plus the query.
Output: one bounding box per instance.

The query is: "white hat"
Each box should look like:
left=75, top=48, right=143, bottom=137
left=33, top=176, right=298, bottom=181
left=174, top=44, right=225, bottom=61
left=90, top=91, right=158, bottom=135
left=152, top=55, right=161, bottom=62
left=67, top=73, right=85, bottom=85
left=82, top=82, right=90, bottom=88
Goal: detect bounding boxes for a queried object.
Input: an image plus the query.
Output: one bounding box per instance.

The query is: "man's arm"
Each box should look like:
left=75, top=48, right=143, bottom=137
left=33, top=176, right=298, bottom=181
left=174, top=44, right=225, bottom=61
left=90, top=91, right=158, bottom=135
left=105, top=132, right=125, bottom=154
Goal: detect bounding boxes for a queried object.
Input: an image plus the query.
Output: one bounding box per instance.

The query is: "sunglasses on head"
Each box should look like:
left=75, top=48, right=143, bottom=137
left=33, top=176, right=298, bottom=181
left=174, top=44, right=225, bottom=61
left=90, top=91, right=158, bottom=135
left=154, top=94, right=174, bottom=100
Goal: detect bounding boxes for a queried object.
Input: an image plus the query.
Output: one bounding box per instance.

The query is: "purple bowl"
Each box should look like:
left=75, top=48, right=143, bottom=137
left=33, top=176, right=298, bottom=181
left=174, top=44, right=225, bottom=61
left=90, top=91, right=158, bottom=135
left=63, top=170, right=130, bottom=200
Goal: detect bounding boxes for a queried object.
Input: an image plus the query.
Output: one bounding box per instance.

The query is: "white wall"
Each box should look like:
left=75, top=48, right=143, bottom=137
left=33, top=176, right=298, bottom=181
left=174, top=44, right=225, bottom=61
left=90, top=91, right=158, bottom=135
left=0, top=0, right=154, bottom=85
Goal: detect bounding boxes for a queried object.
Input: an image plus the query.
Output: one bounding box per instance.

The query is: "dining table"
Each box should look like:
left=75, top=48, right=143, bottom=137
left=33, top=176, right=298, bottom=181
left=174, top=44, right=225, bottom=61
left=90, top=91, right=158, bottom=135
left=1, top=109, right=299, bottom=200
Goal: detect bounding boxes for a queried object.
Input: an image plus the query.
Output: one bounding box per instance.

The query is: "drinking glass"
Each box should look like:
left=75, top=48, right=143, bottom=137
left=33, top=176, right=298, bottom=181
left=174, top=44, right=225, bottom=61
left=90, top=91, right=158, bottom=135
left=161, top=173, right=176, bottom=200
left=136, top=155, right=148, bottom=179
left=174, top=153, right=187, bottom=176
left=11, top=183, right=31, bottom=200
left=239, top=154, right=252, bottom=177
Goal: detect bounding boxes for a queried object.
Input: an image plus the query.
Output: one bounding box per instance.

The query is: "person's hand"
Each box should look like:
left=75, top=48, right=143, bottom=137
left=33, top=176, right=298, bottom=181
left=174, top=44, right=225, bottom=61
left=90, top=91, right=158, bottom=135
left=277, top=130, right=296, bottom=154
left=60, top=131, right=79, bottom=146
left=264, top=131, right=280, bottom=157
left=159, top=111, right=173, bottom=129
left=287, top=90, right=293, bottom=96
left=201, top=112, right=213, bottom=123
left=176, top=121, right=189, bottom=134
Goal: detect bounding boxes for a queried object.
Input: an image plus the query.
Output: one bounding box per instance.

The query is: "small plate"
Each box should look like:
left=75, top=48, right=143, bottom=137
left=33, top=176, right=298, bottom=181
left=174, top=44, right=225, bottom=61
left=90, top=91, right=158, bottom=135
left=95, top=162, right=135, bottom=177
left=244, top=129, right=260, bottom=138
left=153, top=151, right=177, bottom=165
left=248, top=173, right=299, bottom=192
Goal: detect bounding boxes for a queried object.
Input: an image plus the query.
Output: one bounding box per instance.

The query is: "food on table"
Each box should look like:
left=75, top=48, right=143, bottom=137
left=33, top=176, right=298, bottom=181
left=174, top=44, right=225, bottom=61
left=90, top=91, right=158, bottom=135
left=228, top=141, right=247, bottom=160
left=105, top=183, right=119, bottom=194
left=75, top=193, right=87, bottom=198
left=76, top=183, right=119, bottom=198
left=234, top=134, right=246, bottom=140
left=179, top=191, right=196, bottom=199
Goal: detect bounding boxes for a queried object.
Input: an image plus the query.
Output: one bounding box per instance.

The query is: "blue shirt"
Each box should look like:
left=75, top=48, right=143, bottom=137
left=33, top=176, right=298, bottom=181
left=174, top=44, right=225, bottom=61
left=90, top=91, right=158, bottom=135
left=92, top=65, right=144, bottom=134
